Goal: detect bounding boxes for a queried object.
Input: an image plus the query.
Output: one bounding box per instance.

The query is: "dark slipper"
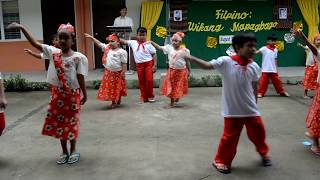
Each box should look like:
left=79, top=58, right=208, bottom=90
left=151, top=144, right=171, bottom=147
left=212, top=162, right=231, bottom=174
left=262, top=157, right=272, bottom=166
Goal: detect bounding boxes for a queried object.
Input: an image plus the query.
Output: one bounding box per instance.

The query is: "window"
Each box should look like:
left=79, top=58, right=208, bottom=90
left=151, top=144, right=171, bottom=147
left=0, top=0, right=21, bottom=40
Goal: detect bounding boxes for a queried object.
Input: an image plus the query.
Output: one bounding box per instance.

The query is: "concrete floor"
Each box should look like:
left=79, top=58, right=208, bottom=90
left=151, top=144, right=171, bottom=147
left=0, top=85, right=319, bottom=180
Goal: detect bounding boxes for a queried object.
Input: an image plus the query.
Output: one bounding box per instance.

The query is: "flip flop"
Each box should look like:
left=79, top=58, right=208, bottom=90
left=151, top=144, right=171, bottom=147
left=67, top=152, right=80, bottom=164
left=262, top=156, right=272, bottom=166
left=310, top=147, right=320, bottom=156
left=56, top=154, right=69, bottom=165
left=212, top=162, right=231, bottom=174
left=302, top=140, right=312, bottom=147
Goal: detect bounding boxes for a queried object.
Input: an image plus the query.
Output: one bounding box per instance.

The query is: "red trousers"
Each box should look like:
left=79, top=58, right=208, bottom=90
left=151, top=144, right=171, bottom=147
left=136, top=60, right=154, bottom=101
left=0, top=112, right=5, bottom=136
left=214, top=117, right=269, bottom=166
left=258, top=72, right=285, bottom=96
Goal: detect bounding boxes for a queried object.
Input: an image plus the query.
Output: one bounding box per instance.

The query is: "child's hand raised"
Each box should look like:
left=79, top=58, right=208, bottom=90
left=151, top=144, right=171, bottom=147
left=7, top=22, right=23, bottom=30
left=24, top=49, right=33, bottom=54
left=84, top=33, right=93, bottom=39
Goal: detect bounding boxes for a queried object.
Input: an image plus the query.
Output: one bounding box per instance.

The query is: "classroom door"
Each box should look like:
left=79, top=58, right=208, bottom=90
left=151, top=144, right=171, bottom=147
left=92, top=0, right=125, bottom=68
left=41, top=0, right=75, bottom=70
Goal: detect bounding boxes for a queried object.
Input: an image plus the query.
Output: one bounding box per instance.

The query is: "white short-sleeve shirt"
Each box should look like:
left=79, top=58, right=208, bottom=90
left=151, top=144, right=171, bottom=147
left=259, top=46, right=278, bottom=73
left=113, top=16, right=134, bottom=29
left=127, top=40, right=156, bottom=64
left=304, top=46, right=318, bottom=66
left=210, top=56, right=261, bottom=118
left=42, top=44, right=88, bottom=89
left=100, top=43, right=128, bottom=72
left=161, top=44, right=190, bottom=69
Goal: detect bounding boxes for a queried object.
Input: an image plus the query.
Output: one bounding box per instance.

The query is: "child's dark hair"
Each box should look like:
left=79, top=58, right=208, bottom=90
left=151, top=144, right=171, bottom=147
left=120, top=6, right=127, bottom=10
left=232, top=32, right=257, bottom=52
left=267, top=34, right=277, bottom=41
left=51, top=33, right=58, bottom=41
left=137, top=27, right=147, bottom=34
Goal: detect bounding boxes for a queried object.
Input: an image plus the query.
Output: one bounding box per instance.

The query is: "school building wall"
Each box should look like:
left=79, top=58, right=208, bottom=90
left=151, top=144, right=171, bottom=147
left=0, top=0, right=44, bottom=72
left=0, top=0, right=145, bottom=72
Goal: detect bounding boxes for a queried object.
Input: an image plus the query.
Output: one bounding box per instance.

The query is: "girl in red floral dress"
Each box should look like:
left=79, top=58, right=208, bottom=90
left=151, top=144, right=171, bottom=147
left=151, top=32, right=191, bottom=107
left=295, top=31, right=320, bottom=155
left=8, top=22, right=88, bottom=164
left=297, top=42, right=318, bottom=98
left=85, top=33, right=127, bottom=109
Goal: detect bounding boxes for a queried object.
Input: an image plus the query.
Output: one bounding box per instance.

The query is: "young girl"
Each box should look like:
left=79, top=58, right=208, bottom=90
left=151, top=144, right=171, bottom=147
left=295, top=31, right=320, bottom=155
left=184, top=32, right=271, bottom=174
left=85, top=33, right=127, bottom=108
left=298, top=41, right=318, bottom=98
left=0, top=72, right=7, bottom=136
left=150, top=32, right=191, bottom=107
left=8, top=22, right=88, bottom=164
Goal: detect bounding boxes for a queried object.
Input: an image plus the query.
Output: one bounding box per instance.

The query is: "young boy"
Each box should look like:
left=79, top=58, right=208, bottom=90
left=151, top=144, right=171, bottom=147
left=121, top=27, right=157, bottom=102
left=0, top=72, right=7, bottom=135
left=256, top=34, right=289, bottom=98
left=184, top=32, right=271, bottom=174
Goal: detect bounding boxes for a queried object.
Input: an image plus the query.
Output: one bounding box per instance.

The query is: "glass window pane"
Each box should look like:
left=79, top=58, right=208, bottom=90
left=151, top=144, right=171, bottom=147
left=2, top=0, right=20, bottom=40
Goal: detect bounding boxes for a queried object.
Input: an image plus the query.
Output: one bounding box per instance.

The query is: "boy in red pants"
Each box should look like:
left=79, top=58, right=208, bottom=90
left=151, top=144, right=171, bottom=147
left=185, top=32, right=271, bottom=174
left=0, top=72, right=7, bottom=135
left=256, top=34, right=289, bottom=98
left=121, top=27, right=157, bottom=102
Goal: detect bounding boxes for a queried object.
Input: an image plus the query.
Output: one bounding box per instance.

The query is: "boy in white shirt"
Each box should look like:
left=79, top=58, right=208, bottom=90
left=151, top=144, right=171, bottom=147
left=0, top=72, right=7, bottom=135
left=121, top=27, right=157, bottom=102
left=184, top=32, right=271, bottom=174
left=256, top=34, right=289, bottom=98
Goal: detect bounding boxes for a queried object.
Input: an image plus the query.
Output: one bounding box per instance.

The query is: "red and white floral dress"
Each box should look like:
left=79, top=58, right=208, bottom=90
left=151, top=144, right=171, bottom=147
left=161, top=45, right=190, bottom=99
left=40, top=45, right=88, bottom=140
left=97, top=43, right=127, bottom=103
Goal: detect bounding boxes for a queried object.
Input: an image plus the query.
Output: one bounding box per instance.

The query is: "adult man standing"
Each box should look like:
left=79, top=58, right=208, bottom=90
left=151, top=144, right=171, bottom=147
left=113, top=6, right=135, bottom=73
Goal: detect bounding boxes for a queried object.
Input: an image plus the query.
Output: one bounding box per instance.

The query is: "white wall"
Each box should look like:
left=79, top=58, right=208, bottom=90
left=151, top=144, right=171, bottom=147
left=126, top=0, right=142, bottom=35
left=18, top=0, right=43, bottom=40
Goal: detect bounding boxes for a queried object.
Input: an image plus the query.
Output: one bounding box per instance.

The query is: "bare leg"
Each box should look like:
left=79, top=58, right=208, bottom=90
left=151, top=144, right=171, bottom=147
left=70, top=140, right=77, bottom=154
left=60, top=139, right=68, bottom=155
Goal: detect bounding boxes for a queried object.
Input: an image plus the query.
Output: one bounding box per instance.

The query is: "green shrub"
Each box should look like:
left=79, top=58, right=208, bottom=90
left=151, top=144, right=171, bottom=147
left=4, top=74, right=48, bottom=92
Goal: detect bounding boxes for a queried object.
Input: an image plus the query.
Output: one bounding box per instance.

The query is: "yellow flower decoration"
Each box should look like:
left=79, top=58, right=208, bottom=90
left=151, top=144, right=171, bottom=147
left=156, top=26, right=167, bottom=38
left=275, top=41, right=284, bottom=52
left=207, top=36, right=218, bottom=48
left=293, top=21, right=303, bottom=31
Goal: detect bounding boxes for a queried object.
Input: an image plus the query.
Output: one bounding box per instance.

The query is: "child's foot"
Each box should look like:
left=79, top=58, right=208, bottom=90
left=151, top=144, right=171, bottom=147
left=148, top=98, right=156, bottom=103
left=212, top=162, right=231, bottom=174
left=310, top=146, right=320, bottom=156
left=106, top=103, right=117, bottom=109
left=56, top=153, right=69, bottom=165
left=280, top=92, right=290, bottom=97
left=258, top=94, right=263, bottom=98
left=67, top=152, right=80, bottom=164
left=303, top=95, right=311, bottom=99
left=305, top=131, right=314, bottom=139
left=261, top=156, right=272, bottom=166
